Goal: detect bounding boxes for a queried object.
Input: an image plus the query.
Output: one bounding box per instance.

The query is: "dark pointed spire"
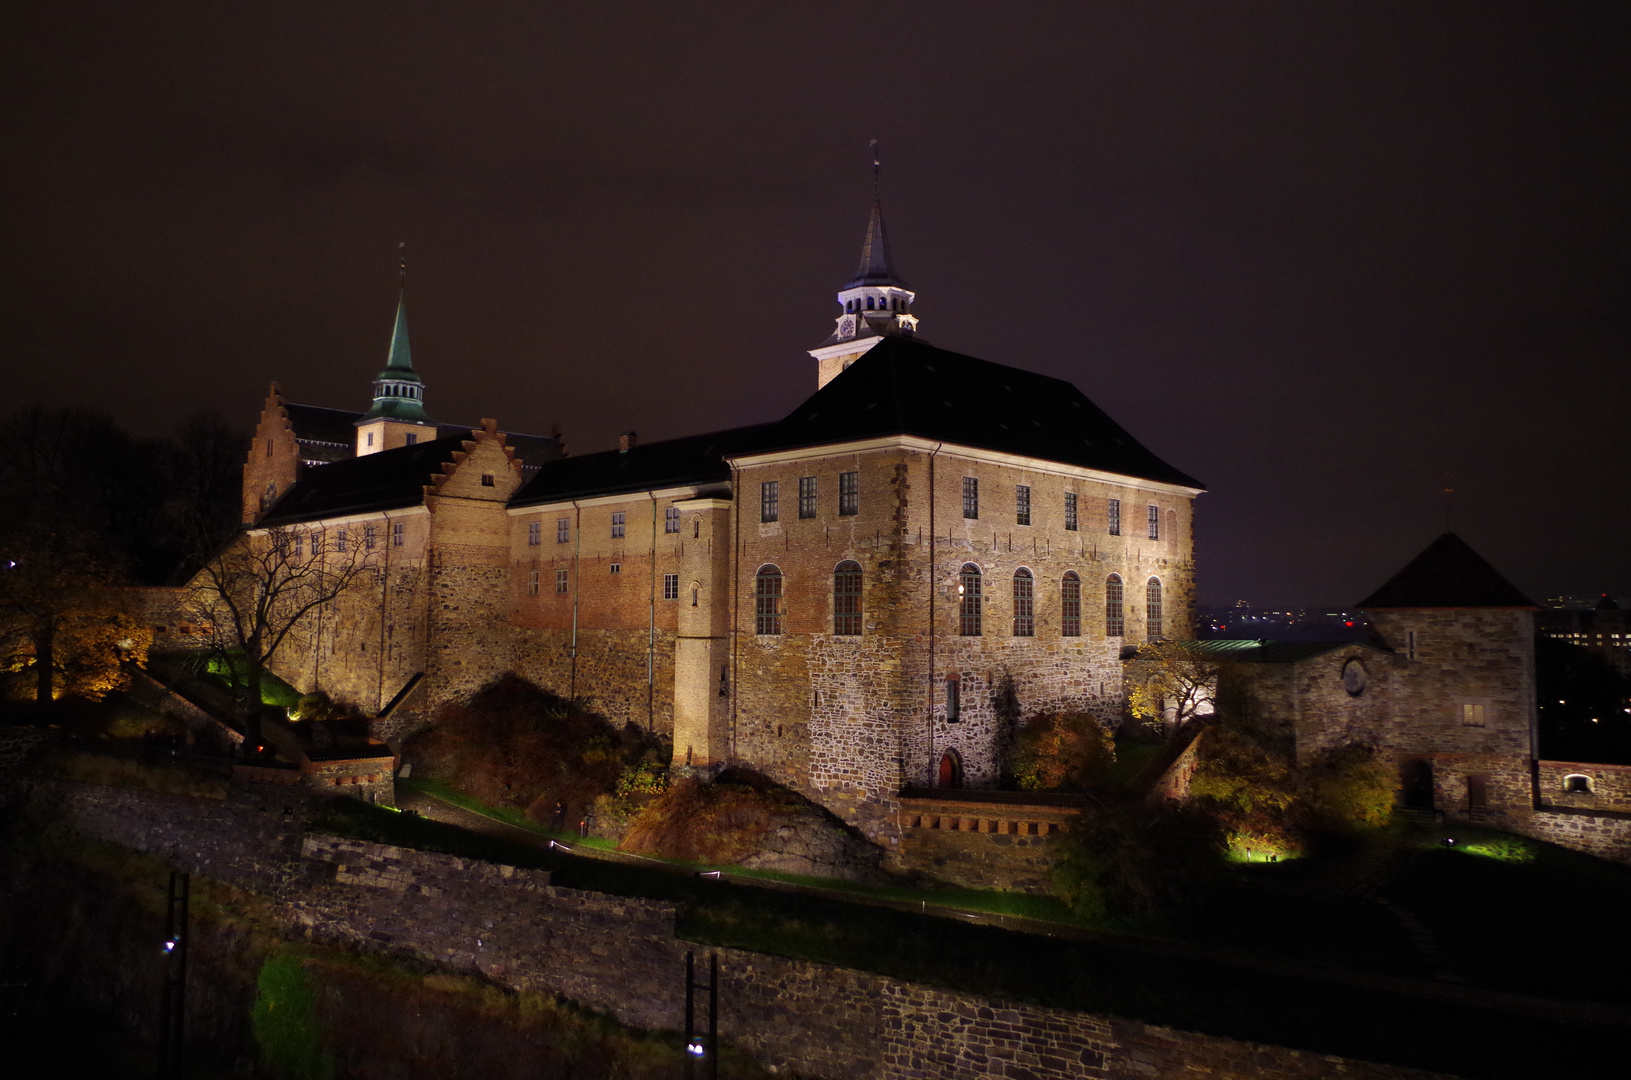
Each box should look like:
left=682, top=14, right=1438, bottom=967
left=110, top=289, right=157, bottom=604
left=385, top=290, right=414, bottom=372
left=843, top=198, right=907, bottom=290
left=361, top=284, right=433, bottom=424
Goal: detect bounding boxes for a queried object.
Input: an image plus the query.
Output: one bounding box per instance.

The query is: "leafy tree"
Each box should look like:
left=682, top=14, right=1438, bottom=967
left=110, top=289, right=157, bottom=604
left=1008, top=711, right=1116, bottom=791
left=1302, top=743, right=1394, bottom=832
left=1127, top=639, right=1222, bottom=738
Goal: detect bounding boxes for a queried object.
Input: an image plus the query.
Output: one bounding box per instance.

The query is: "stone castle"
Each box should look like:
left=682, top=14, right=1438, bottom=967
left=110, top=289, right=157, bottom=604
left=220, top=198, right=1630, bottom=860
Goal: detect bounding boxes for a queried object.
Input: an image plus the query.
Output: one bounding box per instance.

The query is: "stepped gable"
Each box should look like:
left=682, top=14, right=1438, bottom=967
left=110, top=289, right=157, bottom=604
left=1357, top=532, right=1535, bottom=609
left=511, top=423, right=775, bottom=506
left=744, top=336, right=1204, bottom=489
left=257, top=435, right=467, bottom=526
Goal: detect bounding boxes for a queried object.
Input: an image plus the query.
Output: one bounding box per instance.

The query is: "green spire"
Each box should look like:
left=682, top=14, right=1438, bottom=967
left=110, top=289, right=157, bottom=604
left=360, top=291, right=434, bottom=424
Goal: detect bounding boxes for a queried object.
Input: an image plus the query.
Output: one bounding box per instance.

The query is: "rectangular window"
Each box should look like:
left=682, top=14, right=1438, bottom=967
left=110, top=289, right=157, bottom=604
left=555, top=569, right=568, bottom=594
left=1148, top=504, right=1160, bottom=540
left=946, top=675, right=961, bottom=722
left=761, top=480, right=779, bottom=523
left=293, top=533, right=304, bottom=557
left=838, top=471, right=859, bottom=516
left=527, top=570, right=540, bottom=596
left=364, top=524, right=376, bottom=550
left=1015, top=485, right=1031, bottom=526
left=481, top=473, right=495, bottom=487
left=663, top=573, right=679, bottom=600
left=527, top=521, right=541, bottom=546
left=1064, top=492, right=1078, bottom=531
left=1106, top=577, right=1125, bottom=637
left=962, top=477, right=979, bottom=519
left=557, top=517, right=570, bottom=544
left=1107, top=498, right=1121, bottom=536
left=834, top=563, right=863, bottom=635
left=1013, top=572, right=1034, bottom=636
left=392, top=522, right=404, bottom=547
left=664, top=506, right=680, bottom=534
left=1407, top=631, right=1416, bottom=660
left=798, top=476, right=818, bottom=519
left=611, top=512, right=625, bottom=539
left=336, top=529, right=348, bottom=553
left=311, top=531, right=323, bottom=556
left=1061, top=574, right=1081, bottom=637
left=610, top=563, right=621, bottom=575
left=1461, top=703, right=1486, bottom=727
left=405, top=433, right=417, bottom=446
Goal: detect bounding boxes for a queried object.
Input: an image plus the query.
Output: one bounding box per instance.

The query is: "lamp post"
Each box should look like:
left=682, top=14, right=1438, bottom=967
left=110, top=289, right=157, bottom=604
left=682, top=950, right=719, bottom=1080
left=157, top=870, right=189, bottom=1079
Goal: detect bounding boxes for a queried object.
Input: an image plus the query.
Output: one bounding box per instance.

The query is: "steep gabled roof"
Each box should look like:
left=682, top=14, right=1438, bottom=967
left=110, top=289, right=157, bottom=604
left=284, top=403, right=365, bottom=463
left=510, top=424, right=775, bottom=506
left=257, top=436, right=467, bottom=526
left=737, top=336, right=1203, bottom=489
left=1357, top=532, right=1535, bottom=609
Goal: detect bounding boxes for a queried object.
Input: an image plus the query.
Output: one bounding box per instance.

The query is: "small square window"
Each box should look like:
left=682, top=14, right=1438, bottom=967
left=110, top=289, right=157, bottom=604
left=527, top=521, right=541, bottom=546
left=1461, top=703, right=1486, bottom=727
left=798, top=476, right=817, bottom=519
left=1064, top=492, right=1078, bottom=531
left=761, top=481, right=779, bottom=523
left=664, top=506, right=680, bottom=534
left=555, top=569, right=568, bottom=593
left=663, top=573, right=679, bottom=600
left=610, top=562, right=622, bottom=575
left=611, top=512, right=625, bottom=539
left=557, top=517, right=570, bottom=543
left=962, top=477, right=979, bottom=520
left=482, top=473, right=496, bottom=487
left=1015, top=485, right=1031, bottom=526
left=1107, top=498, right=1121, bottom=536
left=838, top=471, right=858, bottom=516
left=527, top=570, right=540, bottom=595
left=405, top=433, right=417, bottom=446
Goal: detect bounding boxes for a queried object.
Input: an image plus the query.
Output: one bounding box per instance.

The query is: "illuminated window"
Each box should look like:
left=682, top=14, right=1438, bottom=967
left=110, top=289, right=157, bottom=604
left=663, top=573, right=679, bottom=600
left=555, top=569, right=568, bottom=594
left=1013, top=569, right=1034, bottom=636
left=755, top=565, right=783, bottom=635
left=834, top=561, right=862, bottom=635
left=1461, top=703, right=1486, bottom=727
left=1061, top=571, right=1081, bottom=637
left=1146, top=578, right=1163, bottom=639
left=959, top=564, right=983, bottom=636
left=839, top=471, right=859, bottom=516
left=1147, top=504, right=1160, bottom=540
left=557, top=517, right=569, bottom=543
left=664, top=506, right=680, bottom=534
left=392, top=522, right=404, bottom=547
left=1106, top=575, right=1124, bottom=637
left=1016, top=485, right=1031, bottom=526
left=611, top=512, right=625, bottom=539
left=799, top=476, right=817, bottom=519
left=962, top=477, right=979, bottom=519
left=1064, top=492, right=1078, bottom=531
left=1107, top=498, right=1121, bottom=536
left=761, top=481, right=779, bottom=523
left=527, top=570, right=539, bottom=595
left=527, top=521, right=541, bottom=546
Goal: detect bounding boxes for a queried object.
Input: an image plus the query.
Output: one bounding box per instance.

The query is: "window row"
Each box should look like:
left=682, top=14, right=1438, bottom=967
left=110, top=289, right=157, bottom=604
left=959, top=478, right=1165, bottom=539
left=527, top=570, right=688, bottom=600
left=750, top=563, right=1165, bottom=639
left=525, top=505, right=700, bottom=546
left=276, top=521, right=407, bottom=557
left=760, top=473, right=860, bottom=523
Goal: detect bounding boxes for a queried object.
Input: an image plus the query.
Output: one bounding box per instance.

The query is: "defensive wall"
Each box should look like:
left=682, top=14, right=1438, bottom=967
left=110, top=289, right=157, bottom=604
left=28, top=778, right=1472, bottom=1080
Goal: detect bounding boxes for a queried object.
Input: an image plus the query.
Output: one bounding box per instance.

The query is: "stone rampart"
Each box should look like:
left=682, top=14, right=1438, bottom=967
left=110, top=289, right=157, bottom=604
left=31, top=779, right=1476, bottom=1079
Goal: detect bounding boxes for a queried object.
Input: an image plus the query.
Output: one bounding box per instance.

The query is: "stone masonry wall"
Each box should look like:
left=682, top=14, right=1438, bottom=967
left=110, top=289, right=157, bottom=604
left=38, top=780, right=1458, bottom=1080
left=1536, top=760, right=1631, bottom=813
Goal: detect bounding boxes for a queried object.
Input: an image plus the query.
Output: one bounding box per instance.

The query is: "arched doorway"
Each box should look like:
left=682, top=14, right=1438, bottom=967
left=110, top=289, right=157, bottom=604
left=937, top=749, right=963, bottom=789
left=1401, top=758, right=1435, bottom=810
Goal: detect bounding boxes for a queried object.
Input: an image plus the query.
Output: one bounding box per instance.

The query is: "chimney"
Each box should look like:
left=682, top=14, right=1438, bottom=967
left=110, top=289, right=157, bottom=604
left=618, top=431, right=638, bottom=453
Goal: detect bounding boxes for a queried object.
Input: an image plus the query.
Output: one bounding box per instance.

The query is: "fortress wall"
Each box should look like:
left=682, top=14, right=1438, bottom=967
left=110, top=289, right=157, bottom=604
left=36, top=780, right=1456, bottom=1080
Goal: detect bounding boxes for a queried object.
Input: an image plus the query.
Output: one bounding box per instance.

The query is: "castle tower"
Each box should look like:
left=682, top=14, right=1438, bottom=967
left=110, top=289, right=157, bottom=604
left=808, top=197, right=919, bottom=389
left=355, top=291, right=438, bottom=455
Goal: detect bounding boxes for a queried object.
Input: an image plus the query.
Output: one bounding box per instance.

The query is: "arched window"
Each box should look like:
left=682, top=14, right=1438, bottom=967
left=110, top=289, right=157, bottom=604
left=1012, top=568, right=1034, bottom=636
left=959, top=564, right=983, bottom=636
left=834, top=561, right=863, bottom=635
left=866, top=296, right=875, bottom=310
left=692, top=516, right=700, bottom=539
left=1565, top=774, right=1593, bottom=794
left=1105, top=575, right=1124, bottom=637
left=1146, top=577, right=1164, bottom=640
left=755, top=565, right=783, bottom=635
left=1061, top=571, right=1081, bottom=637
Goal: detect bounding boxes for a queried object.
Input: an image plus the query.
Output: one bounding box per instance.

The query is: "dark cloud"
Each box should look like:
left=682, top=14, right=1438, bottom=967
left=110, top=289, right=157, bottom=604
left=3, top=2, right=1627, bottom=607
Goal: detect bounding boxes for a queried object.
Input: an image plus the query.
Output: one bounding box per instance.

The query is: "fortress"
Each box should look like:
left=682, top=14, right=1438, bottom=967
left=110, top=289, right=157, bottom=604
left=218, top=199, right=1631, bottom=861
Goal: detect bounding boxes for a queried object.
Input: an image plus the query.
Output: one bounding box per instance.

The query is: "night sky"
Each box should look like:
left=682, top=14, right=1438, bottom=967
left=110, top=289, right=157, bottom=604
left=5, top=3, right=1627, bottom=609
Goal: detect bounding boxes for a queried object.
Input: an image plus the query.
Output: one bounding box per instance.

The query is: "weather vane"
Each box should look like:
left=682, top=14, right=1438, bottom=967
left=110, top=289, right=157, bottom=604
left=398, top=241, right=407, bottom=286
left=869, top=138, right=881, bottom=196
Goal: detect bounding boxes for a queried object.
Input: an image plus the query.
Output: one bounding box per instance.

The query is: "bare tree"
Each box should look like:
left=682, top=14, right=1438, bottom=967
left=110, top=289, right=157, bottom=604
left=183, top=523, right=374, bottom=745
left=1127, top=640, right=1222, bottom=738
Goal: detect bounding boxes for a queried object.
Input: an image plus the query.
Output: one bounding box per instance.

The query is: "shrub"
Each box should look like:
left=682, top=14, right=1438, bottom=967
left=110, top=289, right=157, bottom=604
left=1302, top=744, right=1394, bottom=832
left=1008, top=711, right=1116, bottom=791
left=619, top=771, right=800, bottom=865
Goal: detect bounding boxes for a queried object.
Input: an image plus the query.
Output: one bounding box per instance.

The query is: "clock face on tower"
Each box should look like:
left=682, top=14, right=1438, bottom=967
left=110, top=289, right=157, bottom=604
left=838, top=315, right=856, bottom=339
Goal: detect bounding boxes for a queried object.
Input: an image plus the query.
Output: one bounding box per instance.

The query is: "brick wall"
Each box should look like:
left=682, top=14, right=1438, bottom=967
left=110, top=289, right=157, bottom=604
left=38, top=780, right=1459, bottom=1080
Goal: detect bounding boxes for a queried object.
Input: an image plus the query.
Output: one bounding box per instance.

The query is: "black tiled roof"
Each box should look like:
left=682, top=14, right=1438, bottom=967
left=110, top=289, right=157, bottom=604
left=258, top=436, right=466, bottom=526
left=511, top=425, right=774, bottom=507
left=279, top=402, right=560, bottom=470
left=1358, top=533, right=1535, bottom=609
left=736, top=337, right=1204, bottom=489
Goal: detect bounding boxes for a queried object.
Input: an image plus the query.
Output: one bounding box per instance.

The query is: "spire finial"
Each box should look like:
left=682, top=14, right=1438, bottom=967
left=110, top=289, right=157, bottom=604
left=869, top=138, right=880, bottom=199
left=398, top=241, right=407, bottom=288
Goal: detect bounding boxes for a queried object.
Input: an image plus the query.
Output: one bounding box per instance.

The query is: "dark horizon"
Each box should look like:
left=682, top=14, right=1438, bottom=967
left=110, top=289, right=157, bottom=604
left=5, top=3, right=1627, bottom=609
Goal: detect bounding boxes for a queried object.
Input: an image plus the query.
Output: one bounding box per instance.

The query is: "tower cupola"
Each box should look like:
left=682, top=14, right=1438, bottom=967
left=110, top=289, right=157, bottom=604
left=355, top=290, right=438, bottom=455
left=809, top=191, right=920, bottom=389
